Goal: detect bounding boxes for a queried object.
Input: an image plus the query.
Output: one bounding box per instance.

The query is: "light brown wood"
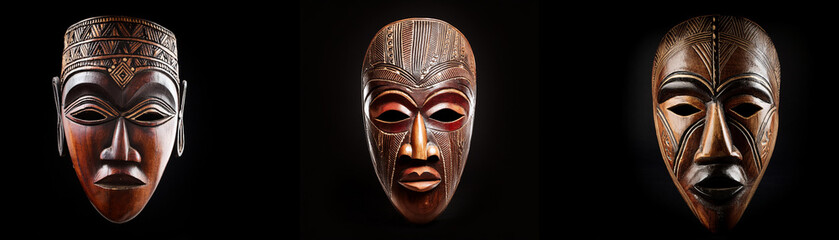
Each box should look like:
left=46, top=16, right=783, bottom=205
left=652, top=15, right=780, bottom=232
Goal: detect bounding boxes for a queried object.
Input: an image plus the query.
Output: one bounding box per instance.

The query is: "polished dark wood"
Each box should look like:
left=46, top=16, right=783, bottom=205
left=54, top=16, right=186, bottom=223
left=652, top=15, right=781, bottom=232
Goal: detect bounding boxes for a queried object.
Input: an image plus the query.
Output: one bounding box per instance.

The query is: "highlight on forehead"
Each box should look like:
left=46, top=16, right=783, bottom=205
left=362, top=18, right=476, bottom=88
left=652, top=15, right=780, bottom=97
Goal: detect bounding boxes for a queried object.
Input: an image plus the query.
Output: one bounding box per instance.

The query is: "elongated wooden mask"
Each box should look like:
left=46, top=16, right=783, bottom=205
left=53, top=16, right=187, bottom=223
left=652, top=15, right=780, bottom=232
left=362, top=18, right=476, bottom=224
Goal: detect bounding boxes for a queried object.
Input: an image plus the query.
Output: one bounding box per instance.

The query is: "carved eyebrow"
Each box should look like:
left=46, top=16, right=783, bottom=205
left=371, top=89, right=418, bottom=107
left=658, top=72, right=713, bottom=103
left=423, top=88, right=469, bottom=106
left=64, top=82, right=114, bottom=108
left=717, top=75, right=773, bottom=103
left=126, top=81, right=177, bottom=109
left=63, top=95, right=118, bottom=115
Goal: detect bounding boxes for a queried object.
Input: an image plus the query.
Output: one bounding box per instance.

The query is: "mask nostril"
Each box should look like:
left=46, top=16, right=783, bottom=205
left=695, top=155, right=741, bottom=165
left=397, top=154, right=439, bottom=165
left=397, top=155, right=412, bottom=164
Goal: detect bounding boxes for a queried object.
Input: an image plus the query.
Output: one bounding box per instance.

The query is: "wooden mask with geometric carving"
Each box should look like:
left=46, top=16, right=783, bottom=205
left=53, top=16, right=187, bottom=223
left=361, top=18, right=476, bottom=224
left=651, top=15, right=780, bottom=232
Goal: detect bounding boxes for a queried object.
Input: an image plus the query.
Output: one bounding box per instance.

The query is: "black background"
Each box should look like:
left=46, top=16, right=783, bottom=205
left=5, top=1, right=837, bottom=239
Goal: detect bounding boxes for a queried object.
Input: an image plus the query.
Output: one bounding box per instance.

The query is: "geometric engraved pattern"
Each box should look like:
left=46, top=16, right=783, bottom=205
left=108, top=58, right=135, bottom=88
left=431, top=120, right=470, bottom=202
left=652, top=15, right=780, bottom=98
left=61, top=16, right=179, bottom=89
left=367, top=121, right=407, bottom=196
left=362, top=18, right=476, bottom=88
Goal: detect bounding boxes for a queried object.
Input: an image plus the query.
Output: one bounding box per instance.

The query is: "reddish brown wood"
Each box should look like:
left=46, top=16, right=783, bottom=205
left=54, top=16, right=186, bottom=223
left=361, top=18, right=476, bottom=224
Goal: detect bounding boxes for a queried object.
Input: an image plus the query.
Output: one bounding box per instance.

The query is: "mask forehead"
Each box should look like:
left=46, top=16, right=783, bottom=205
left=653, top=15, right=780, bottom=98
left=361, top=18, right=476, bottom=90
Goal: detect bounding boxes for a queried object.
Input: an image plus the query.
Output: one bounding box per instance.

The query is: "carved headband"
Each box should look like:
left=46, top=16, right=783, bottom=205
left=61, top=16, right=179, bottom=89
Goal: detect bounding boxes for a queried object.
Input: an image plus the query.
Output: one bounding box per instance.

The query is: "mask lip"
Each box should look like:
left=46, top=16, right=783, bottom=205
left=687, top=164, right=746, bottom=204
left=395, top=158, right=443, bottom=193
left=92, top=163, right=148, bottom=190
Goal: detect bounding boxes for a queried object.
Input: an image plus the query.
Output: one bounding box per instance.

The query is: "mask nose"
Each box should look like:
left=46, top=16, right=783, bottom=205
left=100, top=118, right=141, bottom=163
left=398, top=115, right=439, bottom=160
left=694, top=102, right=742, bottom=165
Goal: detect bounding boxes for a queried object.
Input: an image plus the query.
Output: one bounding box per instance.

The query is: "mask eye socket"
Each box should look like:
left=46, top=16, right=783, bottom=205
left=367, top=90, right=416, bottom=133
left=668, top=104, right=701, bottom=116
left=133, top=110, right=169, bottom=122
left=72, top=109, right=108, bottom=121
left=376, top=110, right=410, bottom=123
left=731, top=103, right=762, bottom=118
left=125, top=98, right=176, bottom=126
left=128, top=109, right=173, bottom=126
left=135, top=112, right=166, bottom=121
left=422, top=89, right=470, bottom=131
left=65, top=96, right=116, bottom=125
left=429, top=108, right=464, bottom=122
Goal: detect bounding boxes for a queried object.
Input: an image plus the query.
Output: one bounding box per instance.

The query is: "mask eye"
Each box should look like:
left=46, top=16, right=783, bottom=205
left=376, top=110, right=410, bottom=123
left=72, top=109, right=108, bottom=121
left=134, top=111, right=167, bottom=122
left=429, top=108, right=464, bottom=122
left=731, top=103, right=762, bottom=118
left=65, top=96, right=116, bottom=125
left=668, top=104, right=701, bottom=116
left=125, top=98, right=176, bottom=126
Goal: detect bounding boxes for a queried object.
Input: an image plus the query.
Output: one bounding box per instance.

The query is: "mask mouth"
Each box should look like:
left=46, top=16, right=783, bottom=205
left=93, top=163, right=148, bottom=190
left=691, top=170, right=744, bottom=204
left=398, top=166, right=441, bottom=192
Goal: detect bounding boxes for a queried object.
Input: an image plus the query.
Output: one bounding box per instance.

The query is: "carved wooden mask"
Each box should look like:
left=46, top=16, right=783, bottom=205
left=53, top=16, right=187, bottom=223
left=361, top=18, right=476, bottom=224
left=652, top=15, right=780, bottom=232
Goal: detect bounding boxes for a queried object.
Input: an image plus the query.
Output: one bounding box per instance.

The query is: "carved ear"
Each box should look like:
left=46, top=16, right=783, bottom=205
left=177, top=80, right=187, bottom=156
left=52, top=77, right=65, bottom=156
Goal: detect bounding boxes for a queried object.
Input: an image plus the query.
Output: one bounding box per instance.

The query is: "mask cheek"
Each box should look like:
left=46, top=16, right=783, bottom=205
left=429, top=121, right=472, bottom=196
left=675, top=130, right=702, bottom=185
left=654, top=115, right=677, bottom=169
left=63, top=118, right=109, bottom=186
left=726, top=121, right=761, bottom=185
left=131, top=120, right=178, bottom=186
left=365, top=120, right=408, bottom=195
left=757, top=109, right=778, bottom=164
